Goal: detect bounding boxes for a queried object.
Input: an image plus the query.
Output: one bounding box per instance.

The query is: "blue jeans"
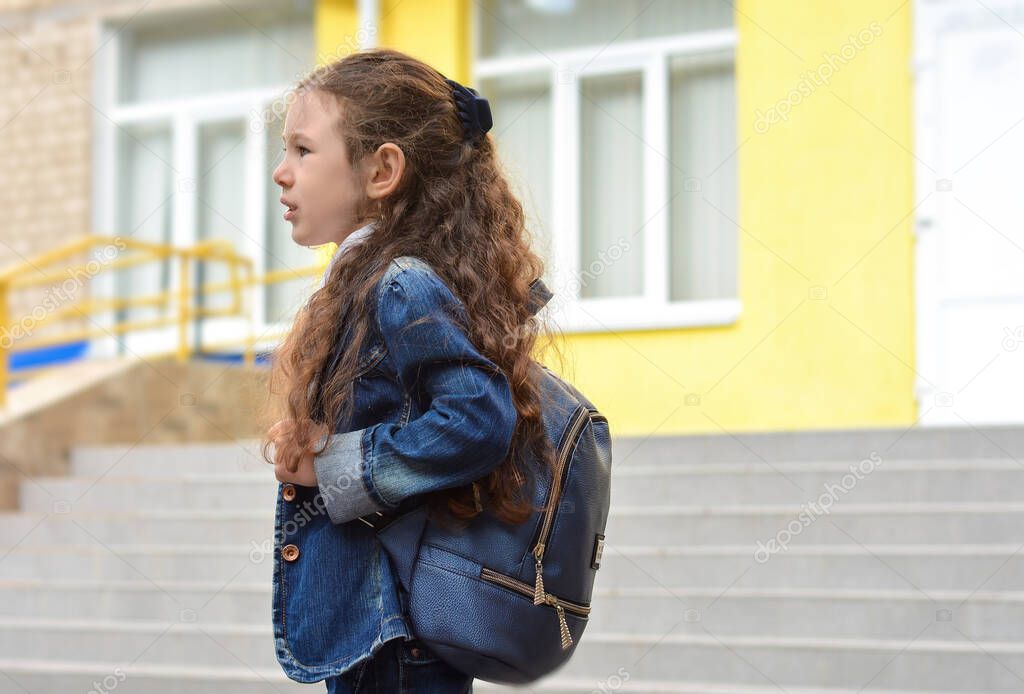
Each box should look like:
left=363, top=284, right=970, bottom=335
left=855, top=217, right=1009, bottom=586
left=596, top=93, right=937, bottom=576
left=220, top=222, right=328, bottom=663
left=324, top=636, right=474, bottom=693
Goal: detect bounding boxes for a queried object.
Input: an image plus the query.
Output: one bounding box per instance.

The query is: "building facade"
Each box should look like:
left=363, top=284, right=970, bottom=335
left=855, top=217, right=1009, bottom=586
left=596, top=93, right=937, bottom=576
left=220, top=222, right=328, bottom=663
left=2, top=0, right=1019, bottom=436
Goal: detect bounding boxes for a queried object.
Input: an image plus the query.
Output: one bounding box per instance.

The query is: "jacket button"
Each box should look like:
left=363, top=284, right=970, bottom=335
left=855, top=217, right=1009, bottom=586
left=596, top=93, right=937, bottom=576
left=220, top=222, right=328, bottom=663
left=281, top=484, right=296, bottom=502
left=282, top=544, right=300, bottom=562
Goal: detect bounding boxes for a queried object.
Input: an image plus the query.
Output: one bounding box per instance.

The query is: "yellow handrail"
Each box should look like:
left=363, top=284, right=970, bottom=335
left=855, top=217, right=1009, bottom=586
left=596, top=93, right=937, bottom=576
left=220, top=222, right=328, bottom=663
left=0, top=234, right=329, bottom=408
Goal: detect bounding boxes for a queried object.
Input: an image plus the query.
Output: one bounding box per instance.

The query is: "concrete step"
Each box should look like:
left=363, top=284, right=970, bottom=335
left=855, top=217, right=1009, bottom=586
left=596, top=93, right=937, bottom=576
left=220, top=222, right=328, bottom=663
left=0, top=660, right=976, bottom=694
left=68, top=432, right=1024, bottom=482
left=0, top=543, right=274, bottom=583
left=0, top=579, right=271, bottom=625
left=0, top=659, right=308, bottom=694
left=2, top=626, right=1015, bottom=694
left=579, top=587, right=1024, bottom=641
left=5, top=502, right=1024, bottom=546
left=4, top=542, right=1023, bottom=592
left=604, top=503, right=1024, bottom=546
left=0, top=616, right=276, bottom=669
left=0, top=578, right=1020, bottom=642
left=25, top=459, right=1024, bottom=513
left=19, top=474, right=278, bottom=513
left=488, top=682, right=981, bottom=694
left=0, top=510, right=276, bottom=545
left=72, top=422, right=1024, bottom=477
left=612, top=459, right=1024, bottom=504
left=70, top=442, right=272, bottom=477
left=0, top=619, right=1018, bottom=692
left=608, top=425, right=1024, bottom=464
left=602, top=544, right=1024, bottom=591
left=556, top=632, right=1024, bottom=692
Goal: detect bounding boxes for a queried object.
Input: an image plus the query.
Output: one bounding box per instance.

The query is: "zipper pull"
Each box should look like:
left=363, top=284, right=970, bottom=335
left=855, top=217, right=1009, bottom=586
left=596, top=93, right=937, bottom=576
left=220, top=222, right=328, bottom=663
left=548, top=596, right=573, bottom=650
left=533, top=544, right=545, bottom=605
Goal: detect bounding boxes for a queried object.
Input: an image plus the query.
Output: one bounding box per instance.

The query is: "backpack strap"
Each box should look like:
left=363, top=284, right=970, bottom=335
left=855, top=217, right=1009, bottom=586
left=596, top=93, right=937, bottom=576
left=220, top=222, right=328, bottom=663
left=527, top=277, right=553, bottom=316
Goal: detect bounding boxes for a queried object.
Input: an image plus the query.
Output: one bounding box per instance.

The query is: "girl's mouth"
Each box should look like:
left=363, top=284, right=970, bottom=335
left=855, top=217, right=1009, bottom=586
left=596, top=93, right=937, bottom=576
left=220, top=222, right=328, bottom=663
left=281, top=197, right=298, bottom=221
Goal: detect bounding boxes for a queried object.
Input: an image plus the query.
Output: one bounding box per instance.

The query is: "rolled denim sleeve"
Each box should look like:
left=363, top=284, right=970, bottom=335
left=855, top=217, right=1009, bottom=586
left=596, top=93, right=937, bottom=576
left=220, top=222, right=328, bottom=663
left=313, top=265, right=517, bottom=525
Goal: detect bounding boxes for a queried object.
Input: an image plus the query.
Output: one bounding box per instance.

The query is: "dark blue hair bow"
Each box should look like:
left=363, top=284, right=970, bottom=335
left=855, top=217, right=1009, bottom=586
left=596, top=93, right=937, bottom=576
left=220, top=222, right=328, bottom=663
left=445, top=77, right=493, bottom=143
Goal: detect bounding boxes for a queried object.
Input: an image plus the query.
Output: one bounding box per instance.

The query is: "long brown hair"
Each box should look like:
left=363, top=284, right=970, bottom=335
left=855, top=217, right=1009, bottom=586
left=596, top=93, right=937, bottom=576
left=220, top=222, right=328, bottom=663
left=260, top=48, right=566, bottom=527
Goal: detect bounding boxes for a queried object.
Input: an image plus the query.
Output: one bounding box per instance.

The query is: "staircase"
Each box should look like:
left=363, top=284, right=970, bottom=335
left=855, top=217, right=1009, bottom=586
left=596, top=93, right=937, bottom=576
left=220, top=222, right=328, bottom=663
left=1, top=426, right=1024, bottom=693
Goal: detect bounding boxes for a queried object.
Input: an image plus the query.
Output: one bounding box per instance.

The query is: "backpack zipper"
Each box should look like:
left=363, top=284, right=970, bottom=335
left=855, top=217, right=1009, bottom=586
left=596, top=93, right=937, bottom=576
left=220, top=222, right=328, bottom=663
left=479, top=566, right=589, bottom=649
left=531, top=407, right=597, bottom=607
left=479, top=406, right=606, bottom=650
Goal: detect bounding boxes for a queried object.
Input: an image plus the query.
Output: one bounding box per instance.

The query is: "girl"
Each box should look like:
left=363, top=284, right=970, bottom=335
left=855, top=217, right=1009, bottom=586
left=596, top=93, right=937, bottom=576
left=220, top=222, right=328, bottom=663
left=261, top=48, right=563, bottom=693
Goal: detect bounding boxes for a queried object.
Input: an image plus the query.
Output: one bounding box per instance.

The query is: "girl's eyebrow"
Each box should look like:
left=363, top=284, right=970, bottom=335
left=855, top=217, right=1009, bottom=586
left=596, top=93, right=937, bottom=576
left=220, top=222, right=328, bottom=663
left=282, top=131, right=313, bottom=143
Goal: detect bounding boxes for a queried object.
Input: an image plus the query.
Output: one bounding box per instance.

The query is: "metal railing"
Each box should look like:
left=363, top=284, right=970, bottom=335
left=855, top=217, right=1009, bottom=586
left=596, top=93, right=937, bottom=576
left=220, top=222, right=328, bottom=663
left=0, top=234, right=326, bottom=408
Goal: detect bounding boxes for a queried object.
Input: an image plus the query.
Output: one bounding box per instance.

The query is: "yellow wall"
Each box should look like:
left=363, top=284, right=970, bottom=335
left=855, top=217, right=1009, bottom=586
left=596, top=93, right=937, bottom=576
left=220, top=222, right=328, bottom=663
left=377, top=0, right=471, bottom=81
left=314, top=1, right=916, bottom=436
left=315, top=0, right=470, bottom=80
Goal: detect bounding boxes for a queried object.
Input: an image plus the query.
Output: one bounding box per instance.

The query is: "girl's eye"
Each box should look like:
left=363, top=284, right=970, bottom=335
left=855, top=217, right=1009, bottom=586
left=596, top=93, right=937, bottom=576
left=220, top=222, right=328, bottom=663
left=298, top=146, right=310, bottom=156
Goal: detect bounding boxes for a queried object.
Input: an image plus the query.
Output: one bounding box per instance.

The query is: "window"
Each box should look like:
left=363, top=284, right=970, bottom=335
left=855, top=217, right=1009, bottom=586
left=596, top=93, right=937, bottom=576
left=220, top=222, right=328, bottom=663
left=93, top=2, right=315, bottom=357
left=475, top=0, right=739, bottom=332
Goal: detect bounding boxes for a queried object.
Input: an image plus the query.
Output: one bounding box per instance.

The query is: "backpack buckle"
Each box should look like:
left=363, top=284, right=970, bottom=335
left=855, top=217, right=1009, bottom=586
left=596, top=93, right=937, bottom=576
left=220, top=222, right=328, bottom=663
left=590, top=533, right=605, bottom=570
left=357, top=510, right=399, bottom=530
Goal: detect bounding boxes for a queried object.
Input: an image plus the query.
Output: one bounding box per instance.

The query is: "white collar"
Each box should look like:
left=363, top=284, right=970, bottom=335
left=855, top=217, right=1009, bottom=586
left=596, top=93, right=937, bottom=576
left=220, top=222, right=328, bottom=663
left=320, top=220, right=377, bottom=288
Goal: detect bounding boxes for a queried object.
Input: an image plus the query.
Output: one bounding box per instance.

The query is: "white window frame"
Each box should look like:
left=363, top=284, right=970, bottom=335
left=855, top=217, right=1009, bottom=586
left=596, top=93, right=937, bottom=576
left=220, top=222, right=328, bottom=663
left=472, top=19, right=741, bottom=334
left=89, top=13, right=308, bottom=359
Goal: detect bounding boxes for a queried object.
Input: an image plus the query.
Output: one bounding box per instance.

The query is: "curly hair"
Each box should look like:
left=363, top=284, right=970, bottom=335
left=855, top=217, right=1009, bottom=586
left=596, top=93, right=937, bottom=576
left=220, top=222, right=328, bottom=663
left=260, top=48, right=567, bottom=527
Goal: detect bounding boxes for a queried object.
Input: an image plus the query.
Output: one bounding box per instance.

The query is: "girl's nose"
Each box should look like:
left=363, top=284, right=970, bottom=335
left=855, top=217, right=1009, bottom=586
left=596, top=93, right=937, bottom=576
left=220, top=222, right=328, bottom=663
left=273, top=158, right=291, bottom=188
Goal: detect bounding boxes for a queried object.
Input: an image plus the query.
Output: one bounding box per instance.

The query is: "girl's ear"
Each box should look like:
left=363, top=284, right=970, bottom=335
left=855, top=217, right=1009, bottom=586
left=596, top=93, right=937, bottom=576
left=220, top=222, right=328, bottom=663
left=365, top=142, right=406, bottom=201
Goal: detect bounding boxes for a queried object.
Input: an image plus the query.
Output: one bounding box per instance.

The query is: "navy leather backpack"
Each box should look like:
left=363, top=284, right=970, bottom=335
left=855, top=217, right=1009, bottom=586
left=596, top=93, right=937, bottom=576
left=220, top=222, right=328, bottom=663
left=358, top=276, right=613, bottom=684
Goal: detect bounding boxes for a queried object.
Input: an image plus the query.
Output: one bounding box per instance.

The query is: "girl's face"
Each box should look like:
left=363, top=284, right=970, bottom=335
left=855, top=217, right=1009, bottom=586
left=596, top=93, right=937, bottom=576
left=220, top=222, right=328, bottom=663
left=272, top=89, right=369, bottom=248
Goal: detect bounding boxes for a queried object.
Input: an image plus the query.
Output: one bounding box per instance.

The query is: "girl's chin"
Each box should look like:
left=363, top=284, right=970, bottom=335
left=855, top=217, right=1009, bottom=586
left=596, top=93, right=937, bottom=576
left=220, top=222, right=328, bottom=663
left=291, top=229, right=330, bottom=251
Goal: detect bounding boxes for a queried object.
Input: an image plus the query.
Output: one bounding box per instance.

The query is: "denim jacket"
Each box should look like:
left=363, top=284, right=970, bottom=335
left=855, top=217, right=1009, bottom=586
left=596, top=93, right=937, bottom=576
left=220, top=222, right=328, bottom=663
left=271, top=254, right=551, bottom=682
